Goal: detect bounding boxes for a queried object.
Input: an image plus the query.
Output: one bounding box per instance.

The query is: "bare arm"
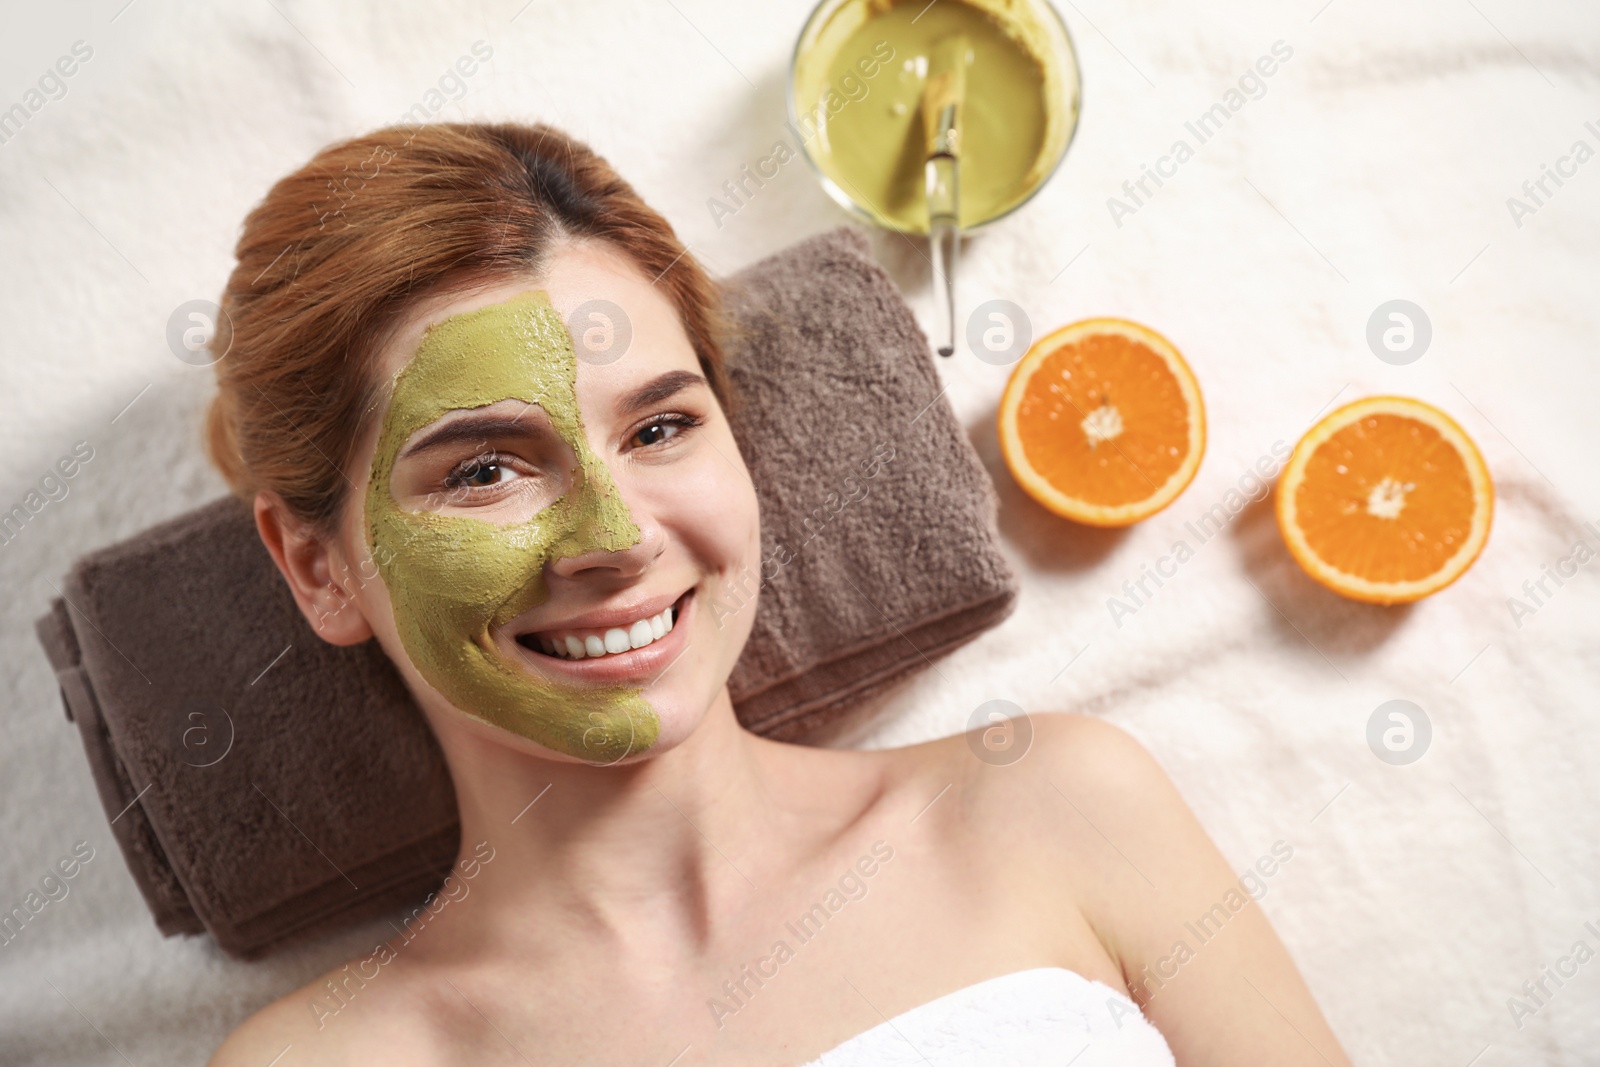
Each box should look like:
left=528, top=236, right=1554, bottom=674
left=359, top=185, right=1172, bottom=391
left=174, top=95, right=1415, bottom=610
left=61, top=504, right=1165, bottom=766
left=1037, top=714, right=1351, bottom=1066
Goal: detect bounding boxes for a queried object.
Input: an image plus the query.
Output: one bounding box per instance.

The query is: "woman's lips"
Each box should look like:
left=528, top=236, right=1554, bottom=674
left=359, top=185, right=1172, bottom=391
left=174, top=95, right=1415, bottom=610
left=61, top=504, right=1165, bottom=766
left=511, top=590, right=694, bottom=685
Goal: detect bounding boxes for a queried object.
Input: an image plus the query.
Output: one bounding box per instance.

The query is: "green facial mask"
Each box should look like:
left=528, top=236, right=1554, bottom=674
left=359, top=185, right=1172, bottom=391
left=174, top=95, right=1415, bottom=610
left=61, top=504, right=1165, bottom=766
left=364, top=290, right=660, bottom=762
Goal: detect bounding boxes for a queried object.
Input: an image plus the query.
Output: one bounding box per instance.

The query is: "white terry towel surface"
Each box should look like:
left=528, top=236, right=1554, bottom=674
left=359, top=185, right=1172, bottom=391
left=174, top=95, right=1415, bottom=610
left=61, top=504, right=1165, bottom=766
left=1, top=1, right=1597, bottom=1065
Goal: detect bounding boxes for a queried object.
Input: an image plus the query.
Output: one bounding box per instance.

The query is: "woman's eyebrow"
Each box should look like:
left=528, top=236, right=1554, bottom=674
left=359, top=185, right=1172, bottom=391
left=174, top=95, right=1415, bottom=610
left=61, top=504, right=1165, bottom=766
left=399, top=412, right=544, bottom=459
left=615, top=370, right=707, bottom=415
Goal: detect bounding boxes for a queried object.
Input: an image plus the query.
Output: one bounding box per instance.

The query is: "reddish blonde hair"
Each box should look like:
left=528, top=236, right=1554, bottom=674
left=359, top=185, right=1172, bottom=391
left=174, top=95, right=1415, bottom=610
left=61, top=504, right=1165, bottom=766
left=205, top=122, right=731, bottom=535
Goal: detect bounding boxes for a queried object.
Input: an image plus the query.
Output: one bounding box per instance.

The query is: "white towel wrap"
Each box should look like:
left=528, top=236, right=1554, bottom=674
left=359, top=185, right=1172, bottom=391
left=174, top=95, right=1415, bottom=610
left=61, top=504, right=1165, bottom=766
left=801, top=966, right=1177, bottom=1066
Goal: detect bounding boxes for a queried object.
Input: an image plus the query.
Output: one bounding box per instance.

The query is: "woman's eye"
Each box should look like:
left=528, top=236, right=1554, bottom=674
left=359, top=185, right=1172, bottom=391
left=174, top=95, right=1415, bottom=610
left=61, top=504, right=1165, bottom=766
left=629, top=413, right=701, bottom=450
left=462, top=463, right=506, bottom=486
left=444, top=455, right=519, bottom=492
left=634, top=422, right=675, bottom=447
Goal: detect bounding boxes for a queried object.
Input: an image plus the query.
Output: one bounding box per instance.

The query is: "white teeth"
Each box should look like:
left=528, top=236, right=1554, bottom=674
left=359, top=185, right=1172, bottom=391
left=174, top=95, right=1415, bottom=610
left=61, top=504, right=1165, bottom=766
left=629, top=619, right=653, bottom=649
left=530, top=603, right=682, bottom=661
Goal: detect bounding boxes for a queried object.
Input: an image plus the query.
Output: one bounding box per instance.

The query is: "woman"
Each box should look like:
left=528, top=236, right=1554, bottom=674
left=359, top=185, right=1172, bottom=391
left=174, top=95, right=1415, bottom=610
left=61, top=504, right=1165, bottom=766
left=208, top=122, right=1351, bottom=1066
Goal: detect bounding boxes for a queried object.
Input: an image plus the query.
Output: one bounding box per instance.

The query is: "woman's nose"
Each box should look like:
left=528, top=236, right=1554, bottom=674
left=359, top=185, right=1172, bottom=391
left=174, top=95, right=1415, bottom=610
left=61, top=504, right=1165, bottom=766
left=546, top=508, right=665, bottom=581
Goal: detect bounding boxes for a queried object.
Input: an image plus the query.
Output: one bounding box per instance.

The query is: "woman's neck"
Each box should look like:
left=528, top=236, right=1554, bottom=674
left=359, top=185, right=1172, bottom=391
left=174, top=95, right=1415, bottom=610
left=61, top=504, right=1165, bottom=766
left=417, top=688, right=850, bottom=963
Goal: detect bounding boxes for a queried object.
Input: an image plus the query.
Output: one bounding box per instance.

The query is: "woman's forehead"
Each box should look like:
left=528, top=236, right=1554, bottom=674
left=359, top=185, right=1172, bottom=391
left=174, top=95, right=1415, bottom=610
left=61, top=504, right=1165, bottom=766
left=375, top=242, right=691, bottom=388
left=362, top=254, right=704, bottom=461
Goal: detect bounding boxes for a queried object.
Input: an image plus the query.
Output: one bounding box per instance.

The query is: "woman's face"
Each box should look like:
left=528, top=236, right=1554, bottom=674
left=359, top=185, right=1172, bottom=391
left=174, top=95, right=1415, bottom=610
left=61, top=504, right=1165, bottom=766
left=333, top=239, right=761, bottom=765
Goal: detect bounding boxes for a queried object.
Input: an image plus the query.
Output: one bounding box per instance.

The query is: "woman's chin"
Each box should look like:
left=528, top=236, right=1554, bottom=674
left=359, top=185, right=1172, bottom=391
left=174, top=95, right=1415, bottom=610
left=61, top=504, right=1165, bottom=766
left=415, top=669, right=720, bottom=766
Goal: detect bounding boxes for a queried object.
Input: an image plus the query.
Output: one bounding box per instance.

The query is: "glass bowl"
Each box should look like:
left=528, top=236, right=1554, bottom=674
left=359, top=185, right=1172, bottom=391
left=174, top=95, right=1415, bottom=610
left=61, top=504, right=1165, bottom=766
left=787, top=0, right=1082, bottom=236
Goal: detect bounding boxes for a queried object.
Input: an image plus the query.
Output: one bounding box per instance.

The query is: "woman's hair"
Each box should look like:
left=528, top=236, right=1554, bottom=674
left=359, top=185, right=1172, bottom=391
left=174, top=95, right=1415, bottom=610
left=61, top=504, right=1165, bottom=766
left=204, top=122, right=732, bottom=537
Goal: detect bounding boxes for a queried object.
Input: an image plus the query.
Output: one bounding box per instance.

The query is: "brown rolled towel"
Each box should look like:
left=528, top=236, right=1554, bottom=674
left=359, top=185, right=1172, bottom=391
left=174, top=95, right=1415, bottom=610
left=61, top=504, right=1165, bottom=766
left=34, top=224, right=1016, bottom=958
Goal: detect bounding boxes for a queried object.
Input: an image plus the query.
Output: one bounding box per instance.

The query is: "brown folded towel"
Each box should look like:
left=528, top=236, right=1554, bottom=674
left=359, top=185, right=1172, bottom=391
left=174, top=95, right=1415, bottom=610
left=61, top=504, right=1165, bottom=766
left=35, top=224, right=1016, bottom=958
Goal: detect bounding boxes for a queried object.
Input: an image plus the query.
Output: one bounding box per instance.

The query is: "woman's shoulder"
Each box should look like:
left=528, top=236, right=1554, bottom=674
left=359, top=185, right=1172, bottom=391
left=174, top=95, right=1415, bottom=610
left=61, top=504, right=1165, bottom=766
left=887, top=710, right=1196, bottom=878
left=893, top=709, right=1177, bottom=812
left=207, top=955, right=452, bottom=1067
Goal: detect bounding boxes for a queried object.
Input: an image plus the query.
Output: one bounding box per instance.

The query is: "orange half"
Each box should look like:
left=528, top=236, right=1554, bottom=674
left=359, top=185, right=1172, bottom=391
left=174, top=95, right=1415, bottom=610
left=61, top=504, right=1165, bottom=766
left=1276, top=396, right=1493, bottom=604
left=998, top=318, right=1205, bottom=526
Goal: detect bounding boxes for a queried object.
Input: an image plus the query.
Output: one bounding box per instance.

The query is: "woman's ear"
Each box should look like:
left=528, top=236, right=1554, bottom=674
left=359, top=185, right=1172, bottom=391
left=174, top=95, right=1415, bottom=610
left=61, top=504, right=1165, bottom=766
left=252, top=491, right=375, bottom=647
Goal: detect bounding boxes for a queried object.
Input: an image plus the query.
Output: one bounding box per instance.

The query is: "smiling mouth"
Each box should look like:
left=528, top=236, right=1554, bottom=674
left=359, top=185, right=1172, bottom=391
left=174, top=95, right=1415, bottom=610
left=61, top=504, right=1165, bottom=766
left=515, top=590, right=693, bottom=662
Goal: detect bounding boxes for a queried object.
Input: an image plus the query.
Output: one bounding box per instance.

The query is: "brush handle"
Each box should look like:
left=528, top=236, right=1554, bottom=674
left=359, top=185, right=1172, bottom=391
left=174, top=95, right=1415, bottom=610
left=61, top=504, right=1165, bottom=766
left=930, top=218, right=959, bottom=357
left=926, top=155, right=959, bottom=357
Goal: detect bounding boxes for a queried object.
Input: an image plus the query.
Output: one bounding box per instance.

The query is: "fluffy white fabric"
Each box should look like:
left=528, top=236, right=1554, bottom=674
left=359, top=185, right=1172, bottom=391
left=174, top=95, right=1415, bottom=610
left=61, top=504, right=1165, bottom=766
left=1, top=1, right=1596, bottom=1064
